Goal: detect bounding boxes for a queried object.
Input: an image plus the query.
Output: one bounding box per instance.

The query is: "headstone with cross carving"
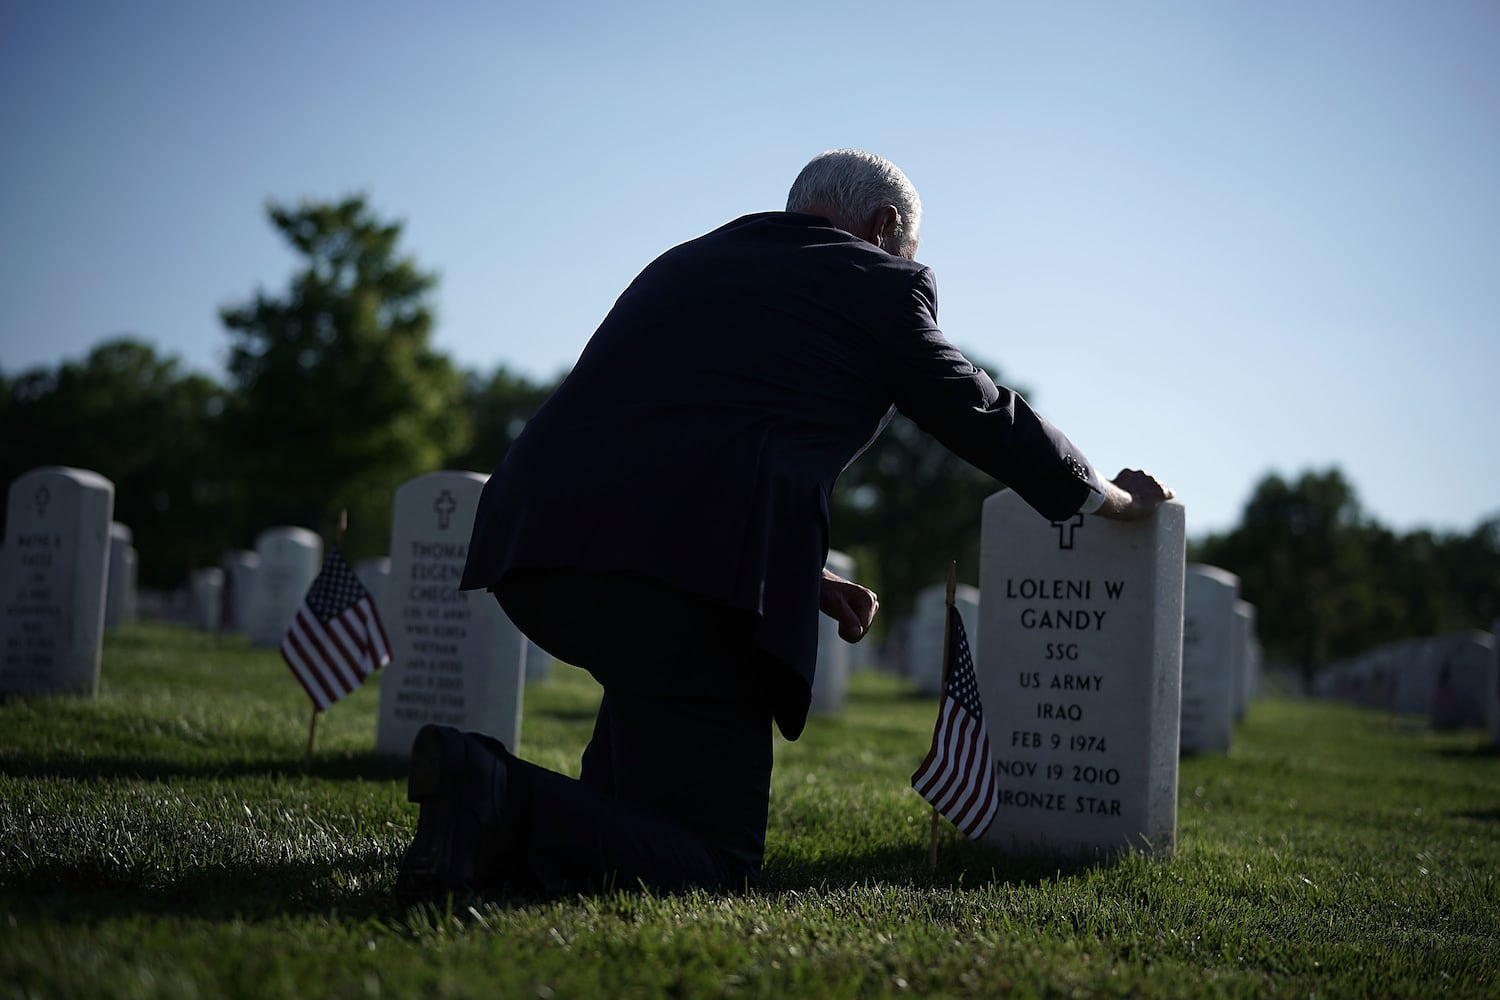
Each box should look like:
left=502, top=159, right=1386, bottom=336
left=910, top=579, right=981, bottom=696
left=376, top=471, right=528, bottom=757
left=247, top=527, right=323, bottom=647
left=975, top=488, right=1186, bottom=860
left=0, top=466, right=116, bottom=698
left=1179, top=565, right=1239, bottom=754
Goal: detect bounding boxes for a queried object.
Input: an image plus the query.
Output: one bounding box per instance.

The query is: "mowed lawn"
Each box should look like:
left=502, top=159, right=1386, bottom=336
left=2, top=622, right=1497, bottom=999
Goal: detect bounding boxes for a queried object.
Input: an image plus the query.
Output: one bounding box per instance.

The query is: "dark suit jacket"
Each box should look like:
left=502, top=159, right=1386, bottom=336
left=461, top=211, right=1102, bottom=738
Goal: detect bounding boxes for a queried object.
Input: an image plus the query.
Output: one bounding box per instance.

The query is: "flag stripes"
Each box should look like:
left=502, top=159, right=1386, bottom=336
left=279, top=545, right=392, bottom=711
left=911, top=607, right=999, bottom=839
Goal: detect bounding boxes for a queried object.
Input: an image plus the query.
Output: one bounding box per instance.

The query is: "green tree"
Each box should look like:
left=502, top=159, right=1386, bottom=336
left=444, top=366, right=561, bottom=475
left=0, top=338, right=233, bottom=587
left=221, top=196, right=468, bottom=558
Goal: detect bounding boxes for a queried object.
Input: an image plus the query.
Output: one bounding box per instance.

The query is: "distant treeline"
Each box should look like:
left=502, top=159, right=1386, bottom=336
left=3, top=197, right=1495, bottom=678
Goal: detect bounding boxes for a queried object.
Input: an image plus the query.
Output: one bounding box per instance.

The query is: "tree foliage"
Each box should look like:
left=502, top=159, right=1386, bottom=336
left=220, top=196, right=468, bottom=557
left=444, top=366, right=561, bottom=477
left=1192, top=468, right=1500, bottom=684
left=0, top=338, right=232, bottom=586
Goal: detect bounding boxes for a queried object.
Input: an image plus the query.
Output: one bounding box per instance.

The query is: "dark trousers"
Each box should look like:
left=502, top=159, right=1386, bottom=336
left=495, top=569, right=778, bottom=895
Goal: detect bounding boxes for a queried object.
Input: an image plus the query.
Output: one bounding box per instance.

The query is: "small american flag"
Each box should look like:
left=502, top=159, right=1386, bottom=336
left=280, top=545, right=391, bottom=711
left=911, top=607, right=999, bottom=839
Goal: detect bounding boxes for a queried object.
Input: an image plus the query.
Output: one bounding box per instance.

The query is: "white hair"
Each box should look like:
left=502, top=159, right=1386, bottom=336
left=785, top=149, right=922, bottom=257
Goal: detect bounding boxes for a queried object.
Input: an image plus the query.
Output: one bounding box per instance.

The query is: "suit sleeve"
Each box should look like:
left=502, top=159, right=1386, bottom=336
left=876, top=266, right=1105, bottom=522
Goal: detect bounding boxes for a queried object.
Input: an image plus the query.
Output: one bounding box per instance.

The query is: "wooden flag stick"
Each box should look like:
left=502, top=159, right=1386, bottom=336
left=928, top=560, right=958, bottom=869
left=302, top=508, right=348, bottom=775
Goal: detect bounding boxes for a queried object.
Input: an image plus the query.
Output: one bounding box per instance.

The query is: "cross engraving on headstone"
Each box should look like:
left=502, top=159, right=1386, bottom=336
left=433, top=489, right=457, bottom=530
left=33, top=485, right=50, bottom=519
left=1051, top=513, right=1085, bottom=550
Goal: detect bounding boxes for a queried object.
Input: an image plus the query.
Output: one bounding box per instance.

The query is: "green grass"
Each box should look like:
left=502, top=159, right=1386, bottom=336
left=2, top=622, right=1497, bottom=999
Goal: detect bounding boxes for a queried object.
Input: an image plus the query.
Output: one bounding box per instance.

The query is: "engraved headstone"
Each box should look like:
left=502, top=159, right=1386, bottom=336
left=376, top=471, right=527, bottom=757
left=0, top=467, right=115, bottom=698
left=910, top=581, right=981, bottom=696
left=810, top=549, right=856, bottom=716
left=977, top=491, right=1186, bottom=860
left=103, top=522, right=137, bottom=630
left=247, top=527, right=322, bottom=647
left=1180, top=565, right=1238, bottom=754
left=220, top=550, right=259, bottom=632
left=191, top=568, right=224, bottom=631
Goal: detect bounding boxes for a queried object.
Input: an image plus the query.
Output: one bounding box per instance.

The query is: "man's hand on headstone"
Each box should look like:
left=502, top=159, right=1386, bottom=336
left=1097, top=469, right=1175, bottom=521
left=819, top=570, right=879, bottom=643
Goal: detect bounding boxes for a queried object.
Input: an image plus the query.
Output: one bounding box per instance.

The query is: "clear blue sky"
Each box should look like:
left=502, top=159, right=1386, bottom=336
left=3, top=1, right=1497, bottom=540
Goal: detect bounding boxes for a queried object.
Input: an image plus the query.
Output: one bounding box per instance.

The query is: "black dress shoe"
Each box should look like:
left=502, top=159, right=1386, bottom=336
left=396, top=724, right=519, bottom=900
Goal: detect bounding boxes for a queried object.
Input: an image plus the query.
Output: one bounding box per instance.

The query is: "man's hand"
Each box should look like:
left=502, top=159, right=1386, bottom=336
left=820, top=568, right=879, bottom=642
left=1096, top=469, right=1175, bottom=521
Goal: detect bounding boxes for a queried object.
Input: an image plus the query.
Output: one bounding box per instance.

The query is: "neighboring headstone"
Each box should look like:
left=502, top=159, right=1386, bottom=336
left=977, top=491, right=1186, bottom=861
left=1179, top=565, right=1239, bottom=754
left=220, top=550, right=259, bottom=632
left=355, top=556, right=391, bottom=616
left=910, top=581, right=981, bottom=696
left=247, top=527, right=322, bottom=647
left=1490, top=620, right=1499, bottom=747
left=810, top=550, right=856, bottom=715
left=524, top=638, right=552, bottom=683
left=1426, top=630, right=1495, bottom=731
left=376, top=471, right=527, bottom=757
left=103, top=522, right=137, bottom=631
left=1386, top=637, right=1434, bottom=715
left=0, top=467, right=115, bottom=698
left=191, top=568, right=224, bottom=631
left=1231, top=598, right=1252, bottom=721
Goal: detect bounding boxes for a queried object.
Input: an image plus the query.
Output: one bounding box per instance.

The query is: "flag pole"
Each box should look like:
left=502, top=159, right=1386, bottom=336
left=302, top=509, right=348, bottom=774
left=928, top=560, right=958, bottom=869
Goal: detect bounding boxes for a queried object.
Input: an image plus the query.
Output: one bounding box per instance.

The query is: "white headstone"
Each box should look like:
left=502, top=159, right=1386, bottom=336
left=191, top=567, right=224, bottom=631
left=1231, top=598, right=1252, bottom=721
left=220, top=550, right=259, bottom=632
left=1426, top=630, right=1494, bottom=731
left=810, top=550, right=856, bottom=715
left=977, top=491, right=1186, bottom=861
left=0, top=467, right=115, bottom=698
left=376, top=471, right=527, bottom=757
left=1489, top=620, right=1499, bottom=747
left=103, top=522, right=137, bottom=630
left=910, top=581, right=981, bottom=696
left=247, top=527, right=322, bottom=647
left=524, top=638, right=552, bottom=682
left=1180, top=565, right=1239, bottom=754
left=355, top=556, right=391, bottom=616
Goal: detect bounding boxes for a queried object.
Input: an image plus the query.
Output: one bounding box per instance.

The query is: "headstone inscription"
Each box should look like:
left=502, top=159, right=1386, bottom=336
left=810, top=549, right=856, bottom=715
left=103, top=522, right=137, bottom=630
left=976, top=491, right=1186, bottom=860
left=910, top=581, right=981, bottom=696
left=0, top=467, right=115, bottom=698
left=247, top=528, right=322, bottom=648
left=1180, top=565, right=1238, bottom=754
left=375, top=471, right=527, bottom=758
left=191, top=568, right=224, bottom=631
left=220, top=550, right=259, bottom=632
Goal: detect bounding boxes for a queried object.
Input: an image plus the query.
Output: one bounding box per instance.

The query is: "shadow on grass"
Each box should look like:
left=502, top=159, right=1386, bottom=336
left=0, top=752, right=411, bottom=784
left=1433, top=742, right=1500, bottom=761
left=762, top=841, right=1105, bottom=894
